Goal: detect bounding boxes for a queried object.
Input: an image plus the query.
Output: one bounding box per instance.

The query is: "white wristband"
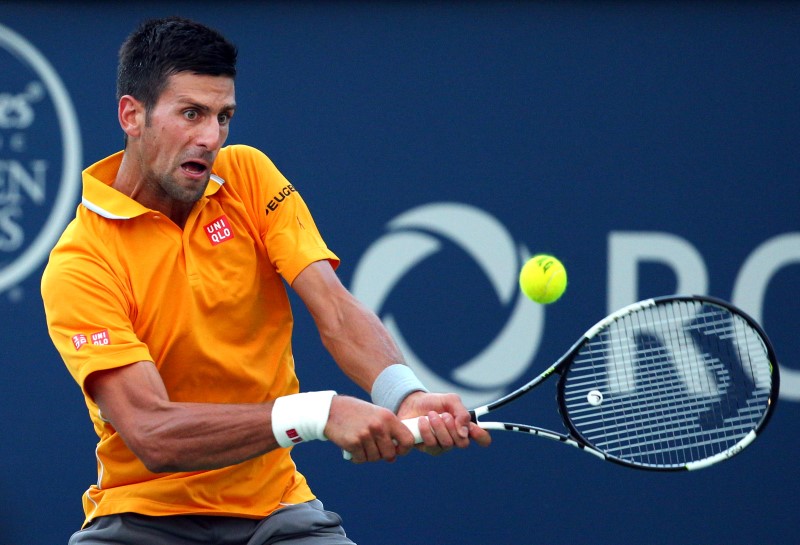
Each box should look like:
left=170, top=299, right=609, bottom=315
left=271, top=391, right=337, bottom=448
left=371, top=364, right=428, bottom=414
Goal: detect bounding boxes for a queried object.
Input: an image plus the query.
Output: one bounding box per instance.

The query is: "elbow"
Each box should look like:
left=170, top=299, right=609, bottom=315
left=117, top=406, right=191, bottom=473
left=122, top=422, right=184, bottom=473
left=140, top=451, right=178, bottom=474
left=129, top=439, right=180, bottom=473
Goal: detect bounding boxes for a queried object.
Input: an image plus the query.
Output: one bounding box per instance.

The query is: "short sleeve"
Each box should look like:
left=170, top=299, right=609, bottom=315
left=41, top=224, right=153, bottom=396
left=216, top=146, right=339, bottom=284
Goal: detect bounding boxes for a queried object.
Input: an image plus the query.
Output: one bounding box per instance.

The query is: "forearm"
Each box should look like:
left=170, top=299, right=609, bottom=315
left=129, top=400, right=277, bottom=472
left=87, top=362, right=283, bottom=473
left=317, top=295, right=405, bottom=392
left=293, top=261, right=407, bottom=392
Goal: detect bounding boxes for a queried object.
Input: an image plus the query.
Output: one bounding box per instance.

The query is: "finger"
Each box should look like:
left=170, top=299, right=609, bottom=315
left=392, top=426, right=416, bottom=456
left=445, top=412, right=473, bottom=448
left=432, top=393, right=471, bottom=440
left=469, top=422, right=492, bottom=447
left=413, top=415, right=447, bottom=456
left=430, top=412, right=456, bottom=449
left=376, top=433, right=402, bottom=463
left=361, top=437, right=383, bottom=463
left=416, top=414, right=438, bottom=448
left=453, top=411, right=472, bottom=440
left=346, top=447, right=366, bottom=464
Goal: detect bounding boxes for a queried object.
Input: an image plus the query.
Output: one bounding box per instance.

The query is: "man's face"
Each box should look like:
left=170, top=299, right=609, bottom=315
left=136, top=72, right=236, bottom=204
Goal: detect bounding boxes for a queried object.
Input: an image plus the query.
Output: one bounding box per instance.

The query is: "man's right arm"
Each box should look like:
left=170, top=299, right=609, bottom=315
left=86, top=360, right=280, bottom=472
left=86, top=360, right=415, bottom=471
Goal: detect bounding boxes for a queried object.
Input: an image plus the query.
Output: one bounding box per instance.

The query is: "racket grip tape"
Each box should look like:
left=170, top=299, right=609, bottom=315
left=402, top=416, right=424, bottom=442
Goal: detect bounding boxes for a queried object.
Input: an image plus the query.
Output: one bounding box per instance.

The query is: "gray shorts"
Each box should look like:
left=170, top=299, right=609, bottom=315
left=68, top=500, right=356, bottom=545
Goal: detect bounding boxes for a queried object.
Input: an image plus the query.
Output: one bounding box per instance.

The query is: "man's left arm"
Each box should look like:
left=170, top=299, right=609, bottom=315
left=291, top=261, right=491, bottom=455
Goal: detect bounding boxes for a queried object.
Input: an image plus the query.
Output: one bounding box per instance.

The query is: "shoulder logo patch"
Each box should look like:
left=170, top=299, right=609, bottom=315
left=90, top=329, right=109, bottom=345
left=71, top=333, right=87, bottom=351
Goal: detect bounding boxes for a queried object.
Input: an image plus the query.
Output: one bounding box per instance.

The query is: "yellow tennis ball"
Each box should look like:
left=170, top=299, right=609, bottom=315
left=519, top=254, right=567, bottom=304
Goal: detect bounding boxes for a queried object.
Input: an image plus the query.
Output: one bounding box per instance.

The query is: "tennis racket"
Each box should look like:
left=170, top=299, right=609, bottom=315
left=377, top=295, right=779, bottom=470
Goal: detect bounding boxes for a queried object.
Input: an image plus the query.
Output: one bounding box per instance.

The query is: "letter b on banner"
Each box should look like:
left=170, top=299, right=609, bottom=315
left=607, top=232, right=708, bottom=312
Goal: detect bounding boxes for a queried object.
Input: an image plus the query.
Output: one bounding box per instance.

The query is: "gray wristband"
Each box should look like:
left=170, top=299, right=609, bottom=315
left=371, top=364, right=429, bottom=413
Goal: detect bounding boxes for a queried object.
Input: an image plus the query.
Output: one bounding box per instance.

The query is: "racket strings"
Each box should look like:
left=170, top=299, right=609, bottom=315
left=562, top=300, right=773, bottom=469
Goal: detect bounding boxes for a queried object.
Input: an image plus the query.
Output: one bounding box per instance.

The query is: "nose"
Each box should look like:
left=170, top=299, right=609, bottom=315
left=196, top=117, right=227, bottom=150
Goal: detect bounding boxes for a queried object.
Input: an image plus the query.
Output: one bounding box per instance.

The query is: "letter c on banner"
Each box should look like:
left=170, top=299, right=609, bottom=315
left=732, top=232, right=800, bottom=401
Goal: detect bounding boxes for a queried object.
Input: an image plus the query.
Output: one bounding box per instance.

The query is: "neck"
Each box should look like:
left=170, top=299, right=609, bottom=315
left=113, top=151, right=195, bottom=229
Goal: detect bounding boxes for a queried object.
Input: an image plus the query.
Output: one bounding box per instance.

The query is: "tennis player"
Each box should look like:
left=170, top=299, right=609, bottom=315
left=41, top=16, right=490, bottom=544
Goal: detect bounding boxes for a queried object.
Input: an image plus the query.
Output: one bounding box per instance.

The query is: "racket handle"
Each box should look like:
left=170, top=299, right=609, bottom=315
left=402, top=416, right=424, bottom=443
left=342, top=416, right=425, bottom=460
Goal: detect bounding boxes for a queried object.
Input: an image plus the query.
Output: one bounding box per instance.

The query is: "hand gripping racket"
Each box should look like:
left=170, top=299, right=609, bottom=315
left=376, top=295, right=779, bottom=470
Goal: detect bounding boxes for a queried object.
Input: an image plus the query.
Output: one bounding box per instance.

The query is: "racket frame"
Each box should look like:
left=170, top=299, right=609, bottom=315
left=469, top=295, right=779, bottom=471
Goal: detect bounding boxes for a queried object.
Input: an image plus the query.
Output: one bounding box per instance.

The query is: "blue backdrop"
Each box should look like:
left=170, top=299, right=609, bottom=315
left=1, top=2, right=797, bottom=544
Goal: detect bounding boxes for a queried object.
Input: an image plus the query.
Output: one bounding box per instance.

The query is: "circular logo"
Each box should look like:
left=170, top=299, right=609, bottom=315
left=0, top=23, right=82, bottom=296
left=350, top=202, right=543, bottom=408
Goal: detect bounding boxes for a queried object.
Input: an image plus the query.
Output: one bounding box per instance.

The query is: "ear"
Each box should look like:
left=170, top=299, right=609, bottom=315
left=118, top=95, right=145, bottom=139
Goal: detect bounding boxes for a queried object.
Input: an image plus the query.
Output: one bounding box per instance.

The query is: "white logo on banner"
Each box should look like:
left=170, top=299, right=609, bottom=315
left=350, top=202, right=542, bottom=408
left=0, top=23, right=81, bottom=298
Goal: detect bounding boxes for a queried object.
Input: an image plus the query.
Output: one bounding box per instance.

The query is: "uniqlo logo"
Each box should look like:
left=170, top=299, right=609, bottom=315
left=204, top=215, right=235, bottom=246
left=72, top=334, right=87, bottom=351
left=91, top=329, right=110, bottom=345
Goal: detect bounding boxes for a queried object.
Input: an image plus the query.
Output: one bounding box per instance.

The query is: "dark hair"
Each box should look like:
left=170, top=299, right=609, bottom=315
left=116, top=16, right=238, bottom=111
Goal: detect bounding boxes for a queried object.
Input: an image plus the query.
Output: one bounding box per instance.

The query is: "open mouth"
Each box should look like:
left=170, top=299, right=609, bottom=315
left=181, top=161, right=208, bottom=177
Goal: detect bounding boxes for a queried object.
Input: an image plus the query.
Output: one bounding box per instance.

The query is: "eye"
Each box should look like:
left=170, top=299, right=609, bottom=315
left=218, top=112, right=232, bottom=125
left=184, top=110, right=198, bottom=121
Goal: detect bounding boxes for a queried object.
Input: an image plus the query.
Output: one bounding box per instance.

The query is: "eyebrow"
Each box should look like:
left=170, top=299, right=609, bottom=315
left=179, top=99, right=237, bottom=114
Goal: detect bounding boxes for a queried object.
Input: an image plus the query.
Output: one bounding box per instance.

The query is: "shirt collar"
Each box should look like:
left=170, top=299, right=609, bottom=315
left=81, top=150, right=225, bottom=220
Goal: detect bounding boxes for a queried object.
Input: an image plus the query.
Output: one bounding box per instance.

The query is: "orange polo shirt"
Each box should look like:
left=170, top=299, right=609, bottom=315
left=41, top=144, right=339, bottom=525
